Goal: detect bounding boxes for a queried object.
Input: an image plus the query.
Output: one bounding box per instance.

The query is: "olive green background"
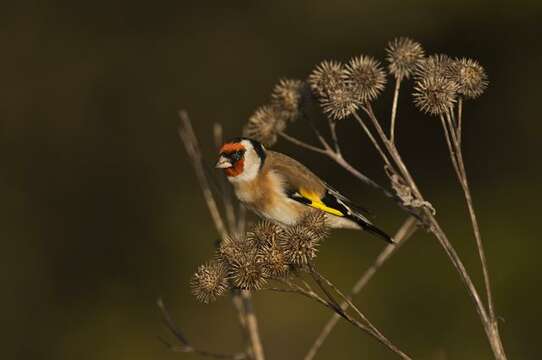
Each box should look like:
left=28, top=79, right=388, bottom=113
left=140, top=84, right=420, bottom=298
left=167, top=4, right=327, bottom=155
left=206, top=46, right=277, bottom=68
left=2, top=1, right=541, bottom=359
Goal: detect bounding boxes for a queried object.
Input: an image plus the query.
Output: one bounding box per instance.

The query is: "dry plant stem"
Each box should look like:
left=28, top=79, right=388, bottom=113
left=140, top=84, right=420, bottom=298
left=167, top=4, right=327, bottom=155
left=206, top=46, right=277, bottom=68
left=328, top=119, right=342, bottom=155
left=305, top=265, right=411, bottom=360
left=390, top=78, right=401, bottom=143
left=178, top=111, right=265, bottom=360
left=157, top=299, right=247, bottom=360
left=268, top=282, right=411, bottom=360
left=241, top=290, right=266, bottom=360
left=278, top=131, right=328, bottom=154
left=440, top=115, right=462, bottom=178
left=179, top=110, right=227, bottom=238
left=362, top=104, right=506, bottom=359
left=305, top=216, right=418, bottom=360
left=352, top=112, right=395, bottom=170
left=457, top=98, right=463, bottom=145
left=311, top=267, right=408, bottom=356
left=444, top=113, right=496, bottom=325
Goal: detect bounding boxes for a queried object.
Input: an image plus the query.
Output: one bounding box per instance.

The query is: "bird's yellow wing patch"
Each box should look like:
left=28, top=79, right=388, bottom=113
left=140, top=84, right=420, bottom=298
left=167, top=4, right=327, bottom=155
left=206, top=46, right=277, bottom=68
left=298, top=188, right=345, bottom=217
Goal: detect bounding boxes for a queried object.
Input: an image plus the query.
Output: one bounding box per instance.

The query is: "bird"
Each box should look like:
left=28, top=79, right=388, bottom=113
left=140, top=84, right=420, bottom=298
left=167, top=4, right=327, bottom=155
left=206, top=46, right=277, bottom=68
left=215, top=137, right=393, bottom=243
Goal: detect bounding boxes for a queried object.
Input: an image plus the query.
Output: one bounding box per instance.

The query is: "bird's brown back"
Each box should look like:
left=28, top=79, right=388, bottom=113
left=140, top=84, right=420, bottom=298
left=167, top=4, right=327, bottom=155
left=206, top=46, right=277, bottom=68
left=263, top=151, right=326, bottom=197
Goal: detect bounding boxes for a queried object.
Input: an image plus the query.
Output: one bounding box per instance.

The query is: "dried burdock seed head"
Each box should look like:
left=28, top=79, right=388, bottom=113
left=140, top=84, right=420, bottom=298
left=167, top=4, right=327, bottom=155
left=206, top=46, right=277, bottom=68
left=219, top=234, right=267, bottom=290
left=278, top=225, right=319, bottom=266
left=416, top=54, right=454, bottom=80
left=257, top=240, right=290, bottom=279
left=228, top=252, right=267, bottom=290
left=345, top=55, right=387, bottom=103
left=386, top=37, right=425, bottom=80
left=190, top=260, right=229, bottom=304
left=448, top=58, right=488, bottom=99
left=413, top=75, right=459, bottom=116
left=249, top=220, right=284, bottom=247
left=320, top=83, right=360, bottom=120
left=308, top=60, right=347, bottom=97
left=300, top=211, right=329, bottom=242
left=242, top=105, right=286, bottom=147
left=271, top=79, right=304, bottom=122
left=218, top=234, right=256, bottom=263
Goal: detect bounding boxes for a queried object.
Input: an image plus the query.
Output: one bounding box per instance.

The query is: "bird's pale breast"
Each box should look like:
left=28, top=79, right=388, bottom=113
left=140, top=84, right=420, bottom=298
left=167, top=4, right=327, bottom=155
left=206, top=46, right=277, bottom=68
left=233, top=170, right=305, bottom=226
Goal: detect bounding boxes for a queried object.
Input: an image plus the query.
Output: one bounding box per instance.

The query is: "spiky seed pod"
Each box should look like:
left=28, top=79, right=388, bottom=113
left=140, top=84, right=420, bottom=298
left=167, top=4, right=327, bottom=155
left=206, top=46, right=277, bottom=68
left=413, top=76, right=459, bottom=116
left=190, top=260, right=229, bottom=304
left=300, top=211, right=329, bottom=242
left=386, top=37, right=425, bottom=80
left=415, top=54, right=454, bottom=80
left=257, top=240, right=290, bottom=278
left=228, top=251, right=267, bottom=290
left=278, top=225, right=319, bottom=266
left=320, top=83, right=360, bottom=120
left=249, top=220, right=284, bottom=247
left=243, top=105, right=286, bottom=147
left=347, top=56, right=387, bottom=98
left=448, top=58, right=488, bottom=99
left=345, top=56, right=387, bottom=103
left=218, top=234, right=255, bottom=263
left=271, top=79, right=304, bottom=122
left=308, top=60, right=347, bottom=97
left=218, top=234, right=267, bottom=290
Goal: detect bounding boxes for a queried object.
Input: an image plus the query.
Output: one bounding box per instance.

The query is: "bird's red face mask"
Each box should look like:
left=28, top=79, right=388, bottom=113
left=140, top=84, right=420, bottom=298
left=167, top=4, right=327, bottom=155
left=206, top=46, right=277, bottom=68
left=216, top=142, right=246, bottom=177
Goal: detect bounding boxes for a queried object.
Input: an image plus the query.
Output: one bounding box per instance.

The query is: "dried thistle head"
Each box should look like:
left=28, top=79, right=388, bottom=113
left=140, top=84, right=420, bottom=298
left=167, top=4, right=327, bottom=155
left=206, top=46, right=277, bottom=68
left=271, top=79, right=304, bottom=122
left=386, top=37, right=425, bottom=80
left=416, top=54, right=454, bottom=79
left=345, top=55, right=387, bottom=103
left=448, top=58, right=488, bottom=99
left=413, top=75, right=459, bottom=116
left=242, top=105, right=286, bottom=147
left=218, top=234, right=255, bottom=262
left=278, top=225, right=319, bottom=266
left=308, top=60, right=347, bottom=97
left=190, top=260, right=229, bottom=303
left=300, top=211, right=329, bottom=242
left=320, top=83, right=360, bottom=120
left=219, top=234, right=267, bottom=290
left=228, top=251, right=267, bottom=290
left=257, top=240, right=290, bottom=278
left=249, top=220, right=284, bottom=246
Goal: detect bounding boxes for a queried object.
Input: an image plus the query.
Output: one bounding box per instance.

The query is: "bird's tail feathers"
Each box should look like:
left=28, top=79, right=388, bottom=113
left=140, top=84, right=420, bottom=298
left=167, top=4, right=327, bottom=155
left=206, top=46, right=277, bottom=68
left=348, top=213, right=394, bottom=244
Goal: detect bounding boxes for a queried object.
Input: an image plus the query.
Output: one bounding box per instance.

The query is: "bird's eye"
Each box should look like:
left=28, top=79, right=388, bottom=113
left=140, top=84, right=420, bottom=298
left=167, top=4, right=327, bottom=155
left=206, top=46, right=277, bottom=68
left=230, top=150, right=243, bottom=161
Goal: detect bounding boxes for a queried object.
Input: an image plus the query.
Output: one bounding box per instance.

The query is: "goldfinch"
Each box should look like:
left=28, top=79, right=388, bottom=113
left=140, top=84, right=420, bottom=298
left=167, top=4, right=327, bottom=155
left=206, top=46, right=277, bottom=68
left=216, top=138, right=393, bottom=243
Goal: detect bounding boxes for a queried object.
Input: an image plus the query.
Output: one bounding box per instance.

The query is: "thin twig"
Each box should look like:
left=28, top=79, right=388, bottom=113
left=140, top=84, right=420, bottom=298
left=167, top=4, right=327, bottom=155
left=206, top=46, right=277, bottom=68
left=445, top=113, right=497, bottom=326
left=457, top=97, right=463, bottom=145
left=267, top=282, right=411, bottom=360
left=279, top=131, right=328, bottom=154
left=440, top=115, right=462, bottom=178
left=352, top=112, right=395, bottom=170
left=157, top=299, right=247, bottom=360
left=305, top=217, right=418, bottom=360
left=390, top=79, right=401, bottom=143
left=241, top=290, right=266, bottom=360
left=328, top=118, right=342, bottom=155
left=178, top=110, right=227, bottom=238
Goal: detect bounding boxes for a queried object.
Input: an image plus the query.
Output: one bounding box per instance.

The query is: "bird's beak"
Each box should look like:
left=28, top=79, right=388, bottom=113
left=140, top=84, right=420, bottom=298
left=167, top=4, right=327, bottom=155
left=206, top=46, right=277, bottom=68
left=215, top=156, right=232, bottom=169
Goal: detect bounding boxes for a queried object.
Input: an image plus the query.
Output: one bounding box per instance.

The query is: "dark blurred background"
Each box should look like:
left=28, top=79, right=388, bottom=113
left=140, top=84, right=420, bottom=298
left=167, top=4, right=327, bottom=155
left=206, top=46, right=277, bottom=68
left=2, top=1, right=541, bottom=359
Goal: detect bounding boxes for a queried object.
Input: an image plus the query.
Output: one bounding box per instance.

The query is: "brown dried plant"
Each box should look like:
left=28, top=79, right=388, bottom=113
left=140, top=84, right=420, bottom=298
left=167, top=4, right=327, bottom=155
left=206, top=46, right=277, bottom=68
left=164, top=37, right=505, bottom=360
